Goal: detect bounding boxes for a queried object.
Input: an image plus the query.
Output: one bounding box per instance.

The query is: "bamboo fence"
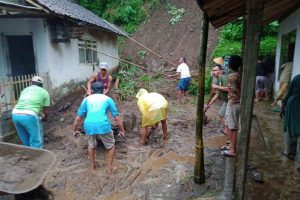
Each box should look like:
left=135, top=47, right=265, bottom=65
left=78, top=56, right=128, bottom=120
left=0, top=73, right=49, bottom=116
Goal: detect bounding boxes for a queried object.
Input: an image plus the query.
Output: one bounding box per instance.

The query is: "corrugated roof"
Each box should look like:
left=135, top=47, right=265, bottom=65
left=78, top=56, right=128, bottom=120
left=35, top=0, right=127, bottom=36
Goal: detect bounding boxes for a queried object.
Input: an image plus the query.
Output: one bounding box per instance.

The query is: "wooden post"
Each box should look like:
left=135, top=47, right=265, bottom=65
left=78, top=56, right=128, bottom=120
left=234, top=0, right=264, bottom=199
left=194, top=12, right=209, bottom=184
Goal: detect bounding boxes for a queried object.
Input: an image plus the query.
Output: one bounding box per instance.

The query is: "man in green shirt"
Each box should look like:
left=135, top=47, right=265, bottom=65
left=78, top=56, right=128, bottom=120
left=205, top=64, right=228, bottom=134
left=12, top=76, right=50, bottom=148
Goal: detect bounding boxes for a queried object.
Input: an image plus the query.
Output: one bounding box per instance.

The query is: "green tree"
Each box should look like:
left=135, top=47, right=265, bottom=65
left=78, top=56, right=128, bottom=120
left=213, top=19, right=279, bottom=58
left=75, top=0, right=158, bottom=33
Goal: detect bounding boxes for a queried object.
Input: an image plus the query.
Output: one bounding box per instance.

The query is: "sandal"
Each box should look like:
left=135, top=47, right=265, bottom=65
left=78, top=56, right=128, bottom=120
left=220, top=145, right=229, bottom=151
left=221, top=150, right=235, bottom=157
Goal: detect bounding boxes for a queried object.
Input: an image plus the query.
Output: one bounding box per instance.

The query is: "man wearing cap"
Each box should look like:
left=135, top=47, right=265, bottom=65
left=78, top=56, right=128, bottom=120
left=73, top=81, right=125, bottom=172
left=12, top=76, right=50, bottom=149
left=87, top=62, right=112, bottom=96
left=136, top=89, right=168, bottom=145
left=168, top=57, right=191, bottom=101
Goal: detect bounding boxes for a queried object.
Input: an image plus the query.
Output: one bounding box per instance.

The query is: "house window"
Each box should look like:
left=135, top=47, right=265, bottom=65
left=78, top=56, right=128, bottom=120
left=78, top=39, right=97, bottom=64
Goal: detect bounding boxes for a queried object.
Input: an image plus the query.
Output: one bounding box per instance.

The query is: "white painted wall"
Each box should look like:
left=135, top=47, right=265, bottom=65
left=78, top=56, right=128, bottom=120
left=0, top=18, right=119, bottom=94
left=0, top=18, right=47, bottom=80
left=44, top=27, right=119, bottom=89
left=274, top=7, right=300, bottom=93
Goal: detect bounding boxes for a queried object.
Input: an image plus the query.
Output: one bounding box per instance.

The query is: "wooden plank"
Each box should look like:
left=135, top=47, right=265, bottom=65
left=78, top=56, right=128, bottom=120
left=233, top=0, right=264, bottom=199
left=194, top=12, right=209, bottom=185
left=206, top=0, right=244, bottom=18
left=209, top=5, right=244, bottom=27
left=263, top=0, right=299, bottom=24
left=198, top=0, right=300, bottom=28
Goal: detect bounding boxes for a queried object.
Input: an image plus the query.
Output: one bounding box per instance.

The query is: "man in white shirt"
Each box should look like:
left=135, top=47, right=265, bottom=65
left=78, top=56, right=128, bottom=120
left=168, top=57, right=191, bottom=101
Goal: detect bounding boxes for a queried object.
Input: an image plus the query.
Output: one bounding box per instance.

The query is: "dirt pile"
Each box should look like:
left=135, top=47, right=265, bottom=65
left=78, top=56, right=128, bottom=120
left=121, top=0, right=219, bottom=71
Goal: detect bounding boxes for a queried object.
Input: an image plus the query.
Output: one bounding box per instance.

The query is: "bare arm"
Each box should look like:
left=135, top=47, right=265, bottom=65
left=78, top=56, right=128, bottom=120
left=72, top=116, right=83, bottom=132
left=103, top=75, right=113, bottom=95
left=87, top=74, right=97, bottom=95
left=212, top=84, right=229, bottom=92
left=168, top=72, right=180, bottom=79
left=114, top=115, right=125, bottom=137
left=41, top=107, right=49, bottom=121
left=205, top=91, right=220, bottom=112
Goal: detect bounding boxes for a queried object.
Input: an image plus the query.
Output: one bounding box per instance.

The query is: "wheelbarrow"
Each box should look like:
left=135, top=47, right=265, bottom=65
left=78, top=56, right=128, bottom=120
left=0, top=142, right=56, bottom=195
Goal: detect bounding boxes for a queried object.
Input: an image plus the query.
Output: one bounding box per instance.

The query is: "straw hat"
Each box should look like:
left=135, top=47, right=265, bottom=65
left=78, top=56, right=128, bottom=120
left=213, top=57, right=224, bottom=65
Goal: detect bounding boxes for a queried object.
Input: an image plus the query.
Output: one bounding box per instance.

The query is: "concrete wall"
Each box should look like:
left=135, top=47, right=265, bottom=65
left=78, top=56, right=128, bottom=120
left=0, top=18, right=46, bottom=80
left=45, top=27, right=119, bottom=100
left=0, top=18, right=120, bottom=101
left=274, top=7, right=300, bottom=93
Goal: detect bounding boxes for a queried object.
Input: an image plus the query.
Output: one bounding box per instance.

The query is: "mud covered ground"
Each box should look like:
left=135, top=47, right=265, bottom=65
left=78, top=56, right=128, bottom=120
left=39, top=87, right=300, bottom=200
left=42, top=85, right=228, bottom=200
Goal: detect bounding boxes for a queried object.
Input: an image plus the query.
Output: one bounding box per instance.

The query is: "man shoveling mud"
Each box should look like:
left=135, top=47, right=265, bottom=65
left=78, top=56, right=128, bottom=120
left=136, top=89, right=168, bottom=145
left=72, top=82, right=125, bottom=172
left=12, top=76, right=50, bottom=149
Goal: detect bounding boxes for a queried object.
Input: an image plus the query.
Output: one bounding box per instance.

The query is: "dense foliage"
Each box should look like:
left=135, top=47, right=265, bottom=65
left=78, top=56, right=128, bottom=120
left=213, top=19, right=279, bottom=58
left=75, top=0, right=159, bottom=33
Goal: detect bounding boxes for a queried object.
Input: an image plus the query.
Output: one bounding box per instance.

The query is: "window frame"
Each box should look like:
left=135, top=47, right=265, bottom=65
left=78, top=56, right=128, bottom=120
left=78, top=38, right=98, bottom=65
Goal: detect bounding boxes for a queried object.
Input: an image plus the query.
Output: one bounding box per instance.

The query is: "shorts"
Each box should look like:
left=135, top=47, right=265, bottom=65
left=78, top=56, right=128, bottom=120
left=218, top=101, right=227, bottom=117
left=177, top=77, right=191, bottom=91
left=87, top=132, right=115, bottom=149
left=255, top=76, right=266, bottom=93
left=225, top=103, right=240, bottom=129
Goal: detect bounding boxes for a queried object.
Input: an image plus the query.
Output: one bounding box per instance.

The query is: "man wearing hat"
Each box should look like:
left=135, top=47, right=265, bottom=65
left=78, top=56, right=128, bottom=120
left=73, top=81, right=125, bottom=172
left=87, top=62, right=112, bottom=96
left=12, top=76, right=50, bottom=149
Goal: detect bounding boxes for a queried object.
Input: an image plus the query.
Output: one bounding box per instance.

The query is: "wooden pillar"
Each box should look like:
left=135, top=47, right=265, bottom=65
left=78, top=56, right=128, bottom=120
left=234, top=0, right=264, bottom=199
left=240, top=17, right=247, bottom=78
left=194, top=12, right=209, bottom=184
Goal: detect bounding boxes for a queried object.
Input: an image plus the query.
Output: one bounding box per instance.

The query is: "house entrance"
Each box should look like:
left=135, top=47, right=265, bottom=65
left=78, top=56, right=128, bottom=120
left=7, top=35, right=36, bottom=77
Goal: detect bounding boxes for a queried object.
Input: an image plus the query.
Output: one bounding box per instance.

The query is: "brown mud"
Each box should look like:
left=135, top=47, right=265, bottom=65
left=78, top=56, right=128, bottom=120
left=41, top=89, right=226, bottom=200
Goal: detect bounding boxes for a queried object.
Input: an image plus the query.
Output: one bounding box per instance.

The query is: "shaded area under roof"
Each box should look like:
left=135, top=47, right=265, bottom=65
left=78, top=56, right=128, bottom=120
left=35, top=0, right=127, bottom=36
left=195, top=0, right=300, bottom=28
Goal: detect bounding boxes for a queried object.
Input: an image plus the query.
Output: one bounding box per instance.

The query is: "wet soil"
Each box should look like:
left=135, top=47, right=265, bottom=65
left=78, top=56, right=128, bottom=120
left=37, top=91, right=300, bottom=200
left=41, top=89, right=227, bottom=200
left=121, top=0, right=219, bottom=71
left=245, top=101, right=300, bottom=200
left=0, top=143, right=55, bottom=194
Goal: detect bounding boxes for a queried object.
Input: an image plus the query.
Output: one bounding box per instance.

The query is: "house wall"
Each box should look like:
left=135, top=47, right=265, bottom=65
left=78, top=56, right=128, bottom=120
left=0, top=18, right=47, bottom=80
left=274, top=7, right=300, bottom=93
left=0, top=18, right=120, bottom=102
left=44, top=27, right=119, bottom=100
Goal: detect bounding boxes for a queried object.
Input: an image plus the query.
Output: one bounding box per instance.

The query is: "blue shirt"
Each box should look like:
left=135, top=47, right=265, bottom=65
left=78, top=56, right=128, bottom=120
left=77, top=94, right=119, bottom=135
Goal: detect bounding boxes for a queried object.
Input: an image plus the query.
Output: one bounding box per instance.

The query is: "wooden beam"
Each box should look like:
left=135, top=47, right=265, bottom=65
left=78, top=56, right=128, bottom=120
left=263, top=0, right=300, bottom=24
left=206, top=0, right=244, bottom=17
left=210, top=6, right=244, bottom=28
left=0, top=6, right=44, bottom=15
left=202, top=0, right=221, bottom=10
left=194, top=12, right=209, bottom=185
left=25, top=0, right=49, bottom=13
left=0, top=14, right=48, bottom=18
left=233, top=0, right=264, bottom=199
